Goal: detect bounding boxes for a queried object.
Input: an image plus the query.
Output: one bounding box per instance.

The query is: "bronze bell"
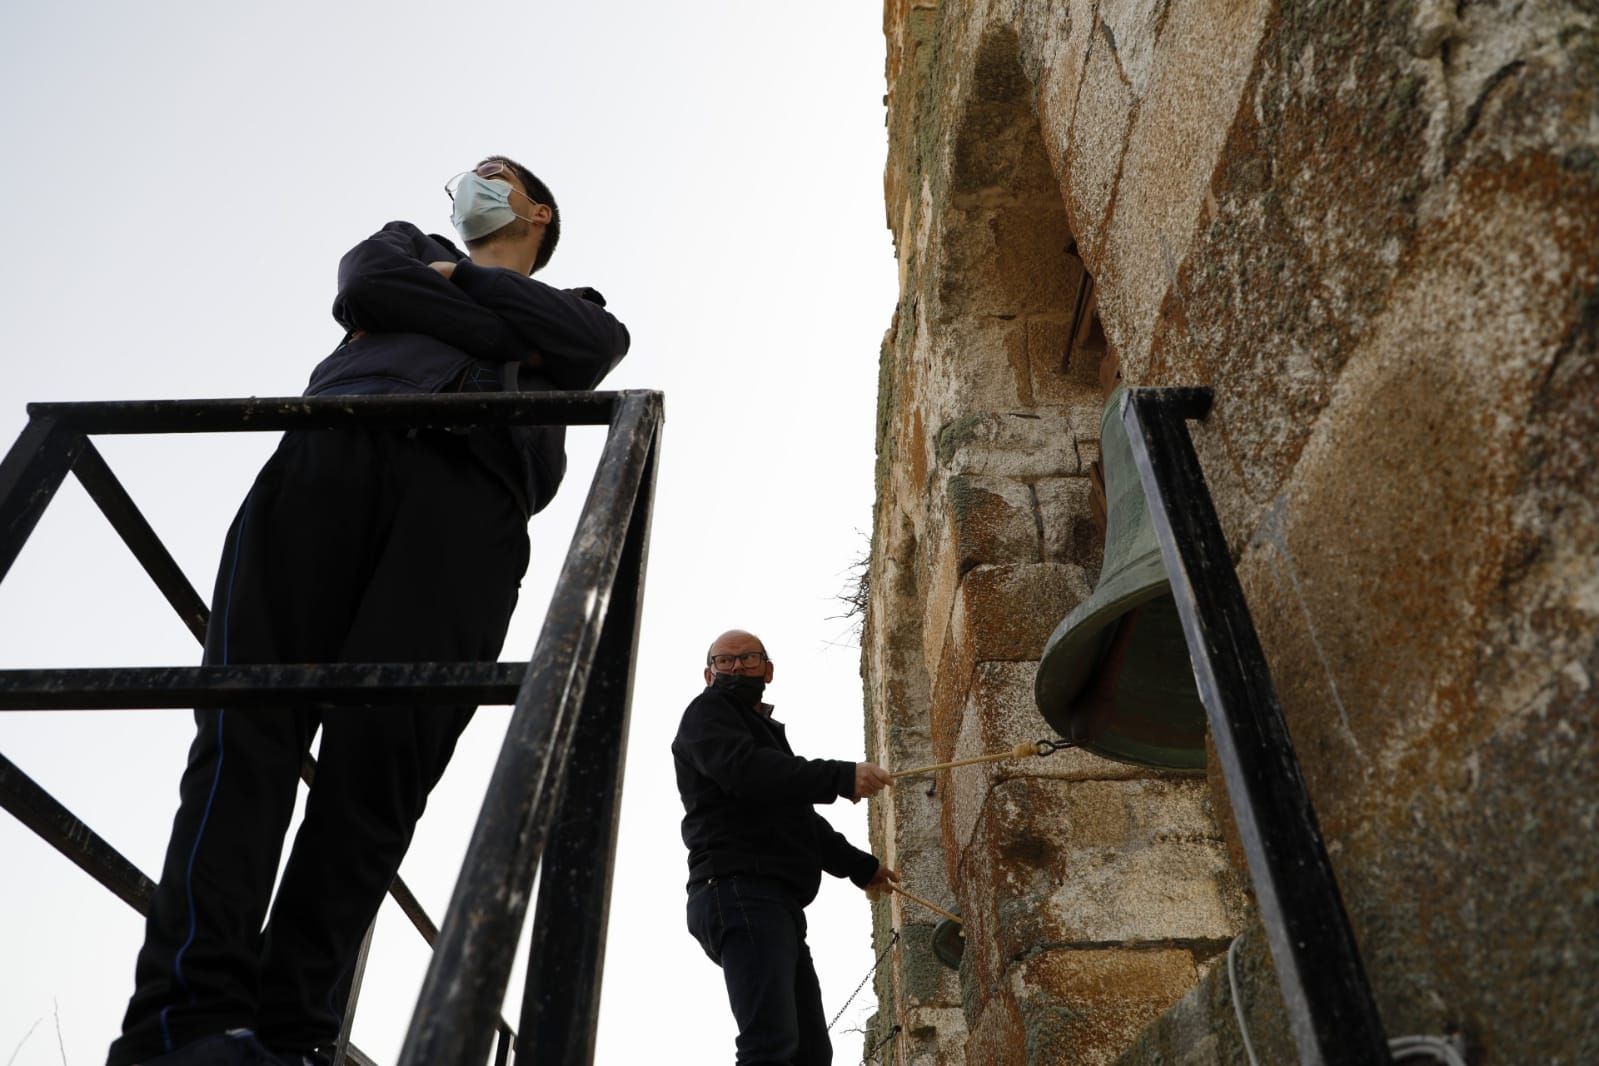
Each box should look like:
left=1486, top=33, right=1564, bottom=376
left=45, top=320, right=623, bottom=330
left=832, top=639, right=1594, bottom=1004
left=1033, top=386, right=1207, bottom=770
left=931, top=915, right=965, bottom=970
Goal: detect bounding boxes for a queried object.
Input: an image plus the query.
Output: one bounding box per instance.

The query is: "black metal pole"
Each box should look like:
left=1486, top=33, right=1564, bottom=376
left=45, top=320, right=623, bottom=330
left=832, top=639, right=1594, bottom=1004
left=72, top=440, right=210, bottom=644
left=26, top=391, right=625, bottom=435
left=517, top=428, right=657, bottom=1065
left=0, top=416, right=86, bottom=584
left=0, top=751, right=156, bottom=914
left=332, top=918, right=378, bottom=1066
left=1120, top=388, right=1391, bottom=1066
left=0, top=662, right=526, bottom=711
left=300, top=754, right=524, bottom=1048
left=397, top=393, right=663, bottom=1066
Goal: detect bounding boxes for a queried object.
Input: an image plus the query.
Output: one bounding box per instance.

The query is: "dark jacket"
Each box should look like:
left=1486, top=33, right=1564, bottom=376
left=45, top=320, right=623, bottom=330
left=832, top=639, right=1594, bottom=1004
left=305, top=221, right=630, bottom=514
left=672, top=686, right=879, bottom=905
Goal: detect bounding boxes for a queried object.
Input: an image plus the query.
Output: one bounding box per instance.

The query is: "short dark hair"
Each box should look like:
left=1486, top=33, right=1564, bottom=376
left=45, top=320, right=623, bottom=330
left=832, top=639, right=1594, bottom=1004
left=473, top=154, right=560, bottom=272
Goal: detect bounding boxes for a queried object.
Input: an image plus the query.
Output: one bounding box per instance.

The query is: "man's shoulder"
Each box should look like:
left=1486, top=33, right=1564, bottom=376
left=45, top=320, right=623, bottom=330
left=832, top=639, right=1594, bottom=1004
left=680, top=685, right=729, bottom=719
left=675, top=686, right=737, bottom=730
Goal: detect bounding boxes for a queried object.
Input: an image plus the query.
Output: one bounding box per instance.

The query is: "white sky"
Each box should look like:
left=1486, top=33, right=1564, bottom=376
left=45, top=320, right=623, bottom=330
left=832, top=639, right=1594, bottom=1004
left=0, top=3, right=898, bottom=1063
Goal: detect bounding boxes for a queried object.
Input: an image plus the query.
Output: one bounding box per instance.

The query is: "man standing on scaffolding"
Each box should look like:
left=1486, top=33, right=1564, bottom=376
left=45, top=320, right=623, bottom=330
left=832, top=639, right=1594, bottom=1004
left=674, top=629, right=899, bottom=1065
left=107, top=157, right=629, bottom=1066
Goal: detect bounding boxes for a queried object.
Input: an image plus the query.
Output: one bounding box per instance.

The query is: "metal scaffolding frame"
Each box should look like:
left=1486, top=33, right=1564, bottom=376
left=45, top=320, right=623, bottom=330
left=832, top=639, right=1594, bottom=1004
left=0, top=389, right=663, bottom=1066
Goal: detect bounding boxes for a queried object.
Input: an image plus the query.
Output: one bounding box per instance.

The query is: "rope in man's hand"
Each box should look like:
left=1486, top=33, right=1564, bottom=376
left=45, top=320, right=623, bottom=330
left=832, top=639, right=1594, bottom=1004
left=877, top=883, right=962, bottom=925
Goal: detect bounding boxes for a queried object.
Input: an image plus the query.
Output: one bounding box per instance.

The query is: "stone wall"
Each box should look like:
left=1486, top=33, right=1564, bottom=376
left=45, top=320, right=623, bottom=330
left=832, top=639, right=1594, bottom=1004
left=864, top=1, right=1598, bottom=1063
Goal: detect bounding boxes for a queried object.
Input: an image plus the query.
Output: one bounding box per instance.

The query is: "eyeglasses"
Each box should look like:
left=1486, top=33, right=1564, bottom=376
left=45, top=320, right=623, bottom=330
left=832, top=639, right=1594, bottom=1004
left=444, top=161, right=516, bottom=202
left=708, top=652, right=767, bottom=670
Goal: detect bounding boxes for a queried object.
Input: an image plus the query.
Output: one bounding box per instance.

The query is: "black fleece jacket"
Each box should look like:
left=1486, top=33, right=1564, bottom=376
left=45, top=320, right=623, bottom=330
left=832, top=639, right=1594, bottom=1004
left=672, top=686, right=880, bottom=905
left=305, top=221, right=630, bottom=514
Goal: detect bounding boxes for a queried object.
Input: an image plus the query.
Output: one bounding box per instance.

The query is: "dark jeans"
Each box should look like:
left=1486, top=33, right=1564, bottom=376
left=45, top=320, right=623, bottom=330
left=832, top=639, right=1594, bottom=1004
left=108, top=429, right=529, bottom=1065
left=687, top=876, right=831, bottom=1066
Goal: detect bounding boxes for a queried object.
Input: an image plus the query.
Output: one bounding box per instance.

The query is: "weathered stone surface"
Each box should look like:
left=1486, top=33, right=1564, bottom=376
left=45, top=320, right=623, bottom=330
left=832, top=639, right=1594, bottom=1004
left=920, top=518, right=962, bottom=678
left=1019, top=0, right=1098, bottom=141
left=1097, top=0, right=1169, bottom=97
left=934, top=409, right=1081, bottom=478
left=1027, top=314, right=1090, bottom=406
left=1076, top=435, right=1101, bottom=474
left=928, top=561, right=1091, bottom=772
left=1035, top=476, right=1103, bottom=572
left=898, top=921, right=964, bottom=1010
left=937, top=194, right=1074, bottom=324
left=953, top=562, right=1092, bottom=664
left=964, top=987, right=1025, bottom=1065
left=946, top=475, right=1039, bottom=575
left=899, top=1005, right=968, bottom=1065
left=1117, top=924, right=1296, bottom=1066
left=1098, top=0, right=1273, bottom=380
left=1064, top=24, right=1135, bottom=257
left=929, top=612, right=976, bottom=770
left=1265, top=173, right=1592, bottom=793
left=931, top=561, right=1092, bottom=770
left=1011, top=948, right=1200, bottom=1065
left=931, top=318, right=1035, bottom=412
left=959, top=778, right=1241, bottom=992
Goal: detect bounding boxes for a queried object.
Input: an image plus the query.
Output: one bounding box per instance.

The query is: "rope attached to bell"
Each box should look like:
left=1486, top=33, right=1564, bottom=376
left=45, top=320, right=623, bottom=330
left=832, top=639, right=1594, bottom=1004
left=887, top=737, right=1075, bottom=779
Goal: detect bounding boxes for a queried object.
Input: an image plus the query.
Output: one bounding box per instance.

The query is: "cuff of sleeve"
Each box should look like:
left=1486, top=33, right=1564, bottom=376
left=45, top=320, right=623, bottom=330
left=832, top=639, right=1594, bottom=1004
left=834, top=761, right=855, bottom=801
left=448, top=257, right=501, bottom=296
left=847, top=852, right=879, bottom=888
left=445, top=260, right=514, bottom=357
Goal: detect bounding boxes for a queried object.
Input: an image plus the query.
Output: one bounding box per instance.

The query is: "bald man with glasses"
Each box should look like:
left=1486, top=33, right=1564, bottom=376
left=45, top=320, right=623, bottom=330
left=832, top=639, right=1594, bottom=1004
left=673, top=629, right=898, bottom=1065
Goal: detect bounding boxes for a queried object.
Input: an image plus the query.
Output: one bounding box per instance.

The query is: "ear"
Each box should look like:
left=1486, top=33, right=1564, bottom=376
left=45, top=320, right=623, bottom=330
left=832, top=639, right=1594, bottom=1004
left=763, top=660, right=775, bottom=684
left=527, top=202, right=553, bottom=225
left=704, top=666, right=714, bottom=686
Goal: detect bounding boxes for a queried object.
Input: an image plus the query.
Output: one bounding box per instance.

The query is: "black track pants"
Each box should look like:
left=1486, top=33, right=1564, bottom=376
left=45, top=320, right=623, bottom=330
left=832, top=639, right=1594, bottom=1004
left=108, top=428, right=530, bottom=1064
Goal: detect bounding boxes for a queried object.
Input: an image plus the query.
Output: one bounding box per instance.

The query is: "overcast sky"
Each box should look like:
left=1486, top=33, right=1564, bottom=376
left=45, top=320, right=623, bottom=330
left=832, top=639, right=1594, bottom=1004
left=0, top=3, right=899, bottom=1063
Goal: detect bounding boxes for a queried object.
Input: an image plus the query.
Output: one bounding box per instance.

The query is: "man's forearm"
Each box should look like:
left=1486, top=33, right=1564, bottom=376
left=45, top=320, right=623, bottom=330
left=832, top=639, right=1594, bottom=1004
left=447, top=260, right=628, bottom=387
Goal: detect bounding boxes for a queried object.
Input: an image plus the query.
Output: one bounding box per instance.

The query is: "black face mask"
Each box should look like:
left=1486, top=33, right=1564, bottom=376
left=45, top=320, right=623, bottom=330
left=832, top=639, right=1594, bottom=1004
left=711, top=672, right=766, bottom=707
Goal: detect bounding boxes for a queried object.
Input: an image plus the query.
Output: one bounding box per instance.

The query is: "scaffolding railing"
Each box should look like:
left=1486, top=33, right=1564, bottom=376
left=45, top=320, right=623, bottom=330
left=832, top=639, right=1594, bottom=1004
left=0, top=389, right=663, bottom=1066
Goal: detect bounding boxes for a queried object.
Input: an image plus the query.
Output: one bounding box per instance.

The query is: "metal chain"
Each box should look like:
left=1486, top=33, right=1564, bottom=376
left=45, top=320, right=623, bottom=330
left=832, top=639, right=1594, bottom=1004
left=827, top=929, right=901, bottom=1033
left=861, top=1023, right=902, bottom=1065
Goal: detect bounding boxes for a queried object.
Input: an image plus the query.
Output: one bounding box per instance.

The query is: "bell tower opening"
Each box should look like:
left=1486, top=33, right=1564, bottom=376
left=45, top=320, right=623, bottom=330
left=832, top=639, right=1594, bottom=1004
left=932, top=27, right=1094, bottom=410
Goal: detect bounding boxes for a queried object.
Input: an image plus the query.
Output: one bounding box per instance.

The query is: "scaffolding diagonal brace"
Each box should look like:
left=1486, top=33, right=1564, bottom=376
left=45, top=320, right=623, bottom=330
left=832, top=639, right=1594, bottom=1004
left=0, top=416, right=86, bottom=584
left=72, top=440, right=210, bottom=644
left=0, top=750, right=156, bottom=915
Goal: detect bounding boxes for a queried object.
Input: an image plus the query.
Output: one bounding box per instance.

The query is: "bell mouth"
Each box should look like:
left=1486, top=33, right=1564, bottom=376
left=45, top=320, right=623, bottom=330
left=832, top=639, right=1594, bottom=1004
left=1037, top=591, right=1207, bottom=770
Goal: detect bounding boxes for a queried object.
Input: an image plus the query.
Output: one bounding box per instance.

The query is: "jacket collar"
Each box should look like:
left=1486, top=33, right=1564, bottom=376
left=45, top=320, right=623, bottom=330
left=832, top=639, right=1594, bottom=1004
left=705, top=684, right=778, bottom=722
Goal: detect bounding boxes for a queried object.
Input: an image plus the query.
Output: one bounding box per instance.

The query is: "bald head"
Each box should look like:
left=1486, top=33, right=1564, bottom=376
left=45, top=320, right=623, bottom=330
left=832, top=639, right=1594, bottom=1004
left=704, top=629, right=774, bottom=686
left=706, top=629, right=765, bottom=661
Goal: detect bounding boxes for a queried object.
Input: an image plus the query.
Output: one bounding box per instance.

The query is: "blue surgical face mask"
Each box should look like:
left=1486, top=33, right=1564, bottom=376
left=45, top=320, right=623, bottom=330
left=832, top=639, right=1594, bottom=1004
left=450, top=172, right=531, bottom=242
